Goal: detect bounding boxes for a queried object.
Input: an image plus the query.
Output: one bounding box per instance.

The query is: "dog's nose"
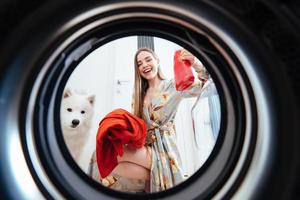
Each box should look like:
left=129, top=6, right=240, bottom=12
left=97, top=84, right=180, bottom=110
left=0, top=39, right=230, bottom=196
left=72, top=119, right=80, bottom=126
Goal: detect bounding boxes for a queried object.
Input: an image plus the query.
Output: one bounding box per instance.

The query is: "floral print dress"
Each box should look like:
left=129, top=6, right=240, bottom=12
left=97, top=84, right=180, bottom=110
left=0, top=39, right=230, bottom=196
left=144, top=79, right=202, bottom=192
left=88, top=79, right=202, bottom=193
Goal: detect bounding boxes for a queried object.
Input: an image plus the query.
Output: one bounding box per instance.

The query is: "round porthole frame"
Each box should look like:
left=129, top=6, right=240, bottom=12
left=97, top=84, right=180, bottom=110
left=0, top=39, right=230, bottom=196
left=13, top=1, right=285, bottom=200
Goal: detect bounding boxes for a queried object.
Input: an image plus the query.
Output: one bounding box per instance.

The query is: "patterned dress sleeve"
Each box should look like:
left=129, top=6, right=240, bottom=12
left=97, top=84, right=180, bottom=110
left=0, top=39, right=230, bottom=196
left=179, top=60, right=209, bottom=98
left=162, top=79, right=203, bottom=102
left=180, top=79, right=203, bottom=98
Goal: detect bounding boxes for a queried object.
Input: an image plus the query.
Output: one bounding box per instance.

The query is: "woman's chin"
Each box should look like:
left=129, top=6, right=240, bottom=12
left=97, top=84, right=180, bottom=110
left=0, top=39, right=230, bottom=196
left=142, top=74, right=156, bottom=80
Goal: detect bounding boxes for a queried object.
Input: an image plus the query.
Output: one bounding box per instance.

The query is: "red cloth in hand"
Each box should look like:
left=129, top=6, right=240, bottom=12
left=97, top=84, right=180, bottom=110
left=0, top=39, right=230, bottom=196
left=174, top=49, right=194, bottom=91
left=96, top=108, right=147, bottom=178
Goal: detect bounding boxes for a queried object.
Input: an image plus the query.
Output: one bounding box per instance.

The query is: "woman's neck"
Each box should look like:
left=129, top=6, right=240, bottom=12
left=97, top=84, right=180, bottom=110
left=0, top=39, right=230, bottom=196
left=148, top=76, right=161, bottom=89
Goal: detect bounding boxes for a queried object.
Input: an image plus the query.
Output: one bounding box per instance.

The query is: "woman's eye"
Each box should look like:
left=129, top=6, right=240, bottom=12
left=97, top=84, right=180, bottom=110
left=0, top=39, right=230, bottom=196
left=81, top=110, right=85, bottom=114
left=67, top=108, right=72, bottom=112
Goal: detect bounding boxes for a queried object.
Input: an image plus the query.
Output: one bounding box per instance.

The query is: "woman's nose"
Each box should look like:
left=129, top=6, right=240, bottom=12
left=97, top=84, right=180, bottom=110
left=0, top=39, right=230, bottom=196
left=141, top=62, right=147, bottom=68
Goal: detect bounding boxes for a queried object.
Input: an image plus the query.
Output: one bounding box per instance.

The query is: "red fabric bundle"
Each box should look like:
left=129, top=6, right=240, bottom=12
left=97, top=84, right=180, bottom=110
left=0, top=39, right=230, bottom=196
left=96, top=108, right=147, bottom=178
left=174, top=49, right=195, bottom=91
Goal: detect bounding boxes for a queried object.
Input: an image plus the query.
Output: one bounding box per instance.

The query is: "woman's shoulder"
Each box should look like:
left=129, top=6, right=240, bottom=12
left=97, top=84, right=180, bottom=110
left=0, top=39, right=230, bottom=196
left=162, top=79, right=174, bottom=85
left=161, top=79, right=175, bottom=90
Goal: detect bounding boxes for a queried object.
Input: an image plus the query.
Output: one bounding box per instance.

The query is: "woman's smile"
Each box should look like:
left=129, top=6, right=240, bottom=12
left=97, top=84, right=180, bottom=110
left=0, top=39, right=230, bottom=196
left=137, top=51, right=159, bottom=80
left=143, top=67, right=152, bottom=73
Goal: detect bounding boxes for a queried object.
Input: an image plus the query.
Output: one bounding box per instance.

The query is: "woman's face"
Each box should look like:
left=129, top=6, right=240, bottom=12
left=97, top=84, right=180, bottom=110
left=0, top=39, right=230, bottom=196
left=137, top=51, right=159, bottom=80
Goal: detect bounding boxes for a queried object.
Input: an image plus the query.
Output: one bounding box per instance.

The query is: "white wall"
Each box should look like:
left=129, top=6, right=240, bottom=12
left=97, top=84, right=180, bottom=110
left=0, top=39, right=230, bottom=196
left=63, top=36, right=218, bottom=179
left=65, top=37, right=137, bottom=171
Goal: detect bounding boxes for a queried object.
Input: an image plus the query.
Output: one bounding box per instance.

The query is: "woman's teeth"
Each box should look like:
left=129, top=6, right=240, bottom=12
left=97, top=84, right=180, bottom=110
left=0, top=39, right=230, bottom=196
left=144, top=69, right=151, bottom=73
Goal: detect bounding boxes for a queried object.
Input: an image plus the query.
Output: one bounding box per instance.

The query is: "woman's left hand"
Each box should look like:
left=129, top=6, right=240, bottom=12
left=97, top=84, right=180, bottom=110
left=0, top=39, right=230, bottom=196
left=180, top=49, right=203, bottom=71
left=180, top=49, right=196, bottom=66
left=180, top=49, right=209, bottom=82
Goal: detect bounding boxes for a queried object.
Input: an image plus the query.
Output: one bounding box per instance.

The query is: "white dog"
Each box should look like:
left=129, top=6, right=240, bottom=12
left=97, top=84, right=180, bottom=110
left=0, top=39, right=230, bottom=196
left=60, top=88, right=95, bottom=162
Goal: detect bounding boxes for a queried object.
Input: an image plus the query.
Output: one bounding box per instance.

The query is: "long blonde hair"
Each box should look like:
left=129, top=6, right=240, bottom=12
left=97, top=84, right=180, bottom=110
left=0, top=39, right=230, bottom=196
left=132, top=48, right=166, bottom=119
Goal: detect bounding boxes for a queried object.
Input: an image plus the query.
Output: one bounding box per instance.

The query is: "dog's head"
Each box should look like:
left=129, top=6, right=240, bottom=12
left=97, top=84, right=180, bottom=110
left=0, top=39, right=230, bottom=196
left=60, top=88, right=95, bottom=133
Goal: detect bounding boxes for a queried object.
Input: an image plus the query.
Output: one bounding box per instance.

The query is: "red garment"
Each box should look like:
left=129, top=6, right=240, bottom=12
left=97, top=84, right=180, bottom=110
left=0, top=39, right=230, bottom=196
left=174, top=49, right=194, bottom=91
left=96, top=108, right=147, bottom=178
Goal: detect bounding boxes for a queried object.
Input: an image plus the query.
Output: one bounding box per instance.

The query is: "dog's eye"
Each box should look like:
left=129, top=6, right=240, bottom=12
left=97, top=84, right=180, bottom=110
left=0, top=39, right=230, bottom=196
left=67, top=108, right=72, bottom=112
left=81, top=110, right=85, bottom=114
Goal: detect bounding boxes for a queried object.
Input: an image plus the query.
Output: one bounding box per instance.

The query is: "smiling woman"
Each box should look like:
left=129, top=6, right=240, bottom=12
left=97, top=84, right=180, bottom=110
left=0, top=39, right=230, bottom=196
left=0, top=0, right=299, bottom=199
left=62, top=36, right=220, bottom=193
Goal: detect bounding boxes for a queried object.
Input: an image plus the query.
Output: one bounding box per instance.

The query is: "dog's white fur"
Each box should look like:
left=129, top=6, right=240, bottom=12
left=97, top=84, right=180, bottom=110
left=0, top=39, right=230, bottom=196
left=60, top=88, right=95, bottom=162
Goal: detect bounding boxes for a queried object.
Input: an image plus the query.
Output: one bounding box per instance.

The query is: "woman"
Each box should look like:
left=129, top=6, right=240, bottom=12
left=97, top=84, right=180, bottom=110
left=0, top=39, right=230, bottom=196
left=110, top=47, right=207, bottom=192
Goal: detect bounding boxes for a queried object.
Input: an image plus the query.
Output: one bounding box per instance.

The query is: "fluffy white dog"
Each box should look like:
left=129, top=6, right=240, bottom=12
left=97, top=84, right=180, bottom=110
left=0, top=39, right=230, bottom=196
left=60, top=88, right=95, bottom=162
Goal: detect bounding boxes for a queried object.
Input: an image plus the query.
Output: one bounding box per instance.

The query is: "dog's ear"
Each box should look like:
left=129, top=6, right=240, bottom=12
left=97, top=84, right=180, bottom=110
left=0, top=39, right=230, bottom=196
left=63, top=88, right=72, bottom=98
left=88, top=95, right=95, bottom=105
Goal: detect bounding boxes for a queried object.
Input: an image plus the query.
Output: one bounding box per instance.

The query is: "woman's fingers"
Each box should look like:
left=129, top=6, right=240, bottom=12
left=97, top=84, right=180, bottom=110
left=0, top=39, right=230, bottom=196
left=180, top=49, right=195, bottom=65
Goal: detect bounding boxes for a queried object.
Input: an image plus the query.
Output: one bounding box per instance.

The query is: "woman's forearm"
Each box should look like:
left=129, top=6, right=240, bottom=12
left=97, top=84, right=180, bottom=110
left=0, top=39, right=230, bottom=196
left=193, top=61, right=209, bottom=83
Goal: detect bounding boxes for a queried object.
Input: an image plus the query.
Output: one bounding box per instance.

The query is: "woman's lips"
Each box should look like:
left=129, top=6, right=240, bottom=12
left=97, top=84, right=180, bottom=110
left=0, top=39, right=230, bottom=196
left=143, top=68, right=152, bottom=73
